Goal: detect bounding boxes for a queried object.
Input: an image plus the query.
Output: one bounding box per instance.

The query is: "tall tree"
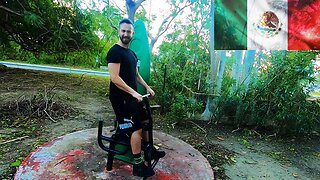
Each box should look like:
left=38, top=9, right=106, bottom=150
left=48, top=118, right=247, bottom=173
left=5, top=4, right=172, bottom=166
left=230, top=50, right=244, bottom=95
left=201, top=0, right=216, bottom=120
left=126, top=0, right=145, bottom=22
left=124, top=0, right=194, bottom=51
left=148, top=0, right=194, bottom=50
left=216, top=50, right=227, bottom=95
left=242, top=50, right=256, bottom=92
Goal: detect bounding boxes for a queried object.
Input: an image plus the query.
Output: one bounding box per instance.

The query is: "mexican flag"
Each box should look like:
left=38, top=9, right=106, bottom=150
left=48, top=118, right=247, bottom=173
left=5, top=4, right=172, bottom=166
left=214, top=0, right=320, bottom=50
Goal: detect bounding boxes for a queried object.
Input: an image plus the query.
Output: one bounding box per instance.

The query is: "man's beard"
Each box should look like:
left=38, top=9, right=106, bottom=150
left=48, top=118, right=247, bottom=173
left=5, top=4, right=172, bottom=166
left=120, top=36, right=132, bottom=45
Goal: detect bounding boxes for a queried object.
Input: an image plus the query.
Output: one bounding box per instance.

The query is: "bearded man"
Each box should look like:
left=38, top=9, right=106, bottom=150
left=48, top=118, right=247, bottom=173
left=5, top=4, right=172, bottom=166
left=106, top=18, right=164, bottom=177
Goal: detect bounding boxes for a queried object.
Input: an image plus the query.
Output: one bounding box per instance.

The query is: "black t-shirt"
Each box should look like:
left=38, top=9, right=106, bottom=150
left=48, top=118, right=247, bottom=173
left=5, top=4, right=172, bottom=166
left=107, top=44, right=138, bottom=98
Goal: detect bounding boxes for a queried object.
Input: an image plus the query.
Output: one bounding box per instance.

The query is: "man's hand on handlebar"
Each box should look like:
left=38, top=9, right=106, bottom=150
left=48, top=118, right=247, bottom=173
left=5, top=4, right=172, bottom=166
left=132, top=92, right=143, bottom=102
left=146, top=87, right=155, bottom=97
left=133, top=87, right=155, bottom=102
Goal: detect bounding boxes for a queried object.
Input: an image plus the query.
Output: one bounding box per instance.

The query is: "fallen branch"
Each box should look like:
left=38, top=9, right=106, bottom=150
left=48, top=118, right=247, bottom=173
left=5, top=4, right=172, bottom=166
left=244, top=160, right=258, bottom=164
left=0, top=5, right=23, bottom=17
left=252, top=130, right=262, bottom=138
left=0, top=136, right=29, bottom=145
left=44, top=110, right=57, bottom=123
left=171, top=122, right=178, bottom=129
left=44, top=86, right=48, bottom=110
left=54, top=156, right=69, bottom=167
left=267, top=133, right=277, bottom=138
left=182, top=84, right=217, bottom=97
left=232, top=127, right=241, bottom=133
left=188, top=121, right=207, bottom=134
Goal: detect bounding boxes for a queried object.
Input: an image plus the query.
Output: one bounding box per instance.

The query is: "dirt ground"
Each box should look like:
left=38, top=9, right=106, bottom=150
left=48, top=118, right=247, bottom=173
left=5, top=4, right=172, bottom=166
left=0, top=68, right=319, bottom=180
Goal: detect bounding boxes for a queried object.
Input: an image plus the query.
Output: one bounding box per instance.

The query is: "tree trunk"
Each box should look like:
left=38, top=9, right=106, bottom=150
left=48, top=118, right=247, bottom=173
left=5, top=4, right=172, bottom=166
left=127, top=10, right=136, bottom=22
left=126, top=0, right=145, bottom=22
left=216, top=50, right=227, bottom=96
left=230, top=50, right=244, bottom=95
left=253, top=51, right=262, bottom=84
left=201, top=0, right=215, bottom=121
left=243, top=50, right=256, bottom=92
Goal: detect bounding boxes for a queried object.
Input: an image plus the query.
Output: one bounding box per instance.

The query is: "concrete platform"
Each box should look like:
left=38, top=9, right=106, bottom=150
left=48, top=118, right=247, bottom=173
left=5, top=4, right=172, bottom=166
left=15, top=127, right=214, bottom=180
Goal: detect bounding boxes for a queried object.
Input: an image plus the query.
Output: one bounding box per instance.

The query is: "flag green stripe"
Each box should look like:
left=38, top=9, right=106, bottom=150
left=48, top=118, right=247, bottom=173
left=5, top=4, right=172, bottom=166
left=214, top=0, right=247, bottom=50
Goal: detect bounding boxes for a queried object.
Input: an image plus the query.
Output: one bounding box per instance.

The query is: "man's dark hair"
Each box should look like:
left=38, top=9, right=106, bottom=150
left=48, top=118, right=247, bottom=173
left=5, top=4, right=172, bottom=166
left=119, top=18, right=133, bottom=27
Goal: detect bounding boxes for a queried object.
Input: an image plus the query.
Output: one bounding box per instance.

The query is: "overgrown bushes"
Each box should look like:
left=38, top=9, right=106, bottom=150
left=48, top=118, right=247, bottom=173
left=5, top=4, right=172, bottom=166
left=243, top=51, right=319, bottom=134
left=151, top=40, right=209, bottom=121
left=152, top=50, right=320, bottom=134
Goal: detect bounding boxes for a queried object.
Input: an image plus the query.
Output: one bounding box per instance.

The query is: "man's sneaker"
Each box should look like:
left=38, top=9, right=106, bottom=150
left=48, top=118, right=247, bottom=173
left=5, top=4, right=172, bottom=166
left=132, top=162, right=155, bottom=177
left=145, top=146, right=166, bottom=161
left=151, top=148, right=165, bottom=159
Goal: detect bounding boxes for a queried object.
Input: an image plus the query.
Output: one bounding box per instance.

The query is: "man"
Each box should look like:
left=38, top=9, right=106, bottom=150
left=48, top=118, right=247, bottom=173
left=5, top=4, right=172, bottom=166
left=107, top=18, right=162, bottom=177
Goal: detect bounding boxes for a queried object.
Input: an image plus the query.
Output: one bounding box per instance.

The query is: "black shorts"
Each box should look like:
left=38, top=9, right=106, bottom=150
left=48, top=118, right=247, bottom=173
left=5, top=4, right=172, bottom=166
left=109, top=94, right=146, bottom=136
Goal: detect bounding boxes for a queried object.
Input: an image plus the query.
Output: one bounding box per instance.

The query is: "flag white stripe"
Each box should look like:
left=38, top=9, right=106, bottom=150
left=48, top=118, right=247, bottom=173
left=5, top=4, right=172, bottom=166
left=247, top=0, right=288, bottom=50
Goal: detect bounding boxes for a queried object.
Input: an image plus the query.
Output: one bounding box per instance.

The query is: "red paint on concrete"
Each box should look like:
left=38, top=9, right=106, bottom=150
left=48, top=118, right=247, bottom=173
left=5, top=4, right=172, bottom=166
left=20, top=137, right=61, bottom=169
left=150, top=170, right=181, bottom=180
left=30, top=161, right=41, bottom=172
left=18, top=138, right=62, bottom=175
left=19, top=137, right=62, bottom=167
left=55, top=149, right=89, bottom=164
left=41, top=149, right=89, bottom=179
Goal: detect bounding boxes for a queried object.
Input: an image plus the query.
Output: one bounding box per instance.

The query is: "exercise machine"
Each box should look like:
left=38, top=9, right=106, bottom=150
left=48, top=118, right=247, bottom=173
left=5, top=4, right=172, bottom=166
left=97, top=94, right=165, bottom=178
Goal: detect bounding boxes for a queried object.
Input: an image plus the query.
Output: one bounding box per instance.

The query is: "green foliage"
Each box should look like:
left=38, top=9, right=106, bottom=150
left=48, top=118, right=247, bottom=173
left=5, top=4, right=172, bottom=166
left=26, top=53, right=39, bottom=64
left=10, top=157, right=24, bottom=168
left=151, top=36, right=209, bottom=121
left=23, top=11, right=44, bottom=27
left=154, top=42, right=319, bottom=134
left=0, top=1, right=121, bottom=67
left=0, top=0, right=122, bottom=55
left=255, top=51, right=319, bottom=133
left=62, top=50, right=98, bottom=67
left=217, top=51, right=320, bottom=134
left=1, top=0, right=317, bottom=135
left=150, top=0, right=210, bottom=121
left=135, top=9, right=150, bottom=24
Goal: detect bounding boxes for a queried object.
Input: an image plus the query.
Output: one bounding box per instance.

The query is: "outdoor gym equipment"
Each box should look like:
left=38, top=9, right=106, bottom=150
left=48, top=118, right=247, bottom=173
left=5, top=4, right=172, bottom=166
left=97, top=94, right=165, bottom=179
left=15, top=93, right=214, bottom=179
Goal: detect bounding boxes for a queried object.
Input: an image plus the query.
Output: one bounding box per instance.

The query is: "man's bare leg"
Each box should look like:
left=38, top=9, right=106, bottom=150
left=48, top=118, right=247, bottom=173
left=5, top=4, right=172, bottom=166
left=131, top=129, right=142, bottom=154
left=131, top=129, right=155, bottom=177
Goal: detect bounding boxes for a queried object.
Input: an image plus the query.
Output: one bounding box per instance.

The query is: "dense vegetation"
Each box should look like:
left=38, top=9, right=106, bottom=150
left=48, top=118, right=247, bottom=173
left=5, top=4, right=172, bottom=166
left=0, top=0, right=121, bottom=67
left=152, top=47, right=320, bottom=134
left=1, top=0, right=319, bottom=134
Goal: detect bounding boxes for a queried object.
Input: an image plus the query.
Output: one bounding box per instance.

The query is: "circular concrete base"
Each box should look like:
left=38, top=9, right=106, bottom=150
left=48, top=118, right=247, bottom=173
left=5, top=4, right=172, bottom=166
left=15, top=127, right=214, bottom=180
